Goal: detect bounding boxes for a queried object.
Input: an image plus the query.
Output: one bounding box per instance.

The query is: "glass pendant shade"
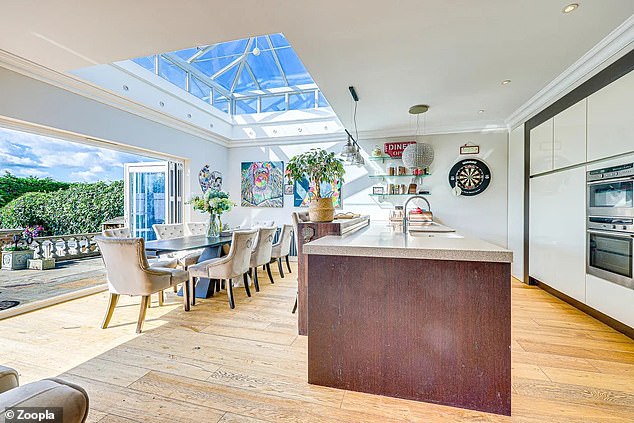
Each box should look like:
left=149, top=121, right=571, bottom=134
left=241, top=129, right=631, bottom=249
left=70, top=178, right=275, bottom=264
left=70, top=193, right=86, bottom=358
left=340, top=139, right=356, bottom=158
left=402, top=142, right=434, bottom=170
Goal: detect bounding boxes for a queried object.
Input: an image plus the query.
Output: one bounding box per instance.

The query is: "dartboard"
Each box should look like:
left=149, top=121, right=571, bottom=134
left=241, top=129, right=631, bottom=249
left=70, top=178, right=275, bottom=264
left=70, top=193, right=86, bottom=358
left=448, top=159, right=491, bottom=196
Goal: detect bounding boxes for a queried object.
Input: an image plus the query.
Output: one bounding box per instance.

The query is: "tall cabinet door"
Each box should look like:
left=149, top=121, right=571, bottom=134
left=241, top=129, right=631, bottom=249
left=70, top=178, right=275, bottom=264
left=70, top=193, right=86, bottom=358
left=530, top=119, right=554, bottom=175
left=554, top=99, right=586, bottom=169
left=587, top=71, right=634, bottom=161
left=529, top=166, right=586, bottom=302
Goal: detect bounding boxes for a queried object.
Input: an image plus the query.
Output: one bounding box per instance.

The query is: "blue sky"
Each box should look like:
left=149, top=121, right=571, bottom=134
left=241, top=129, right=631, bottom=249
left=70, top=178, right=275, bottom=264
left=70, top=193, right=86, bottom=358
left=0, top=127, right=152, bottom=182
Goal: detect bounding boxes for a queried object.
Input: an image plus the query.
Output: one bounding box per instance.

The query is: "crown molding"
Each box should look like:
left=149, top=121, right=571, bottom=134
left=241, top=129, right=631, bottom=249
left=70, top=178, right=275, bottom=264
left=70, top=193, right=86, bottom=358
left=0, top=49, right=230, bottom=147
left=505, top=15, right=634, bottom=130
left=229, top=131, right=346, bottom=148
left=355, top=123, right=508, bottom=141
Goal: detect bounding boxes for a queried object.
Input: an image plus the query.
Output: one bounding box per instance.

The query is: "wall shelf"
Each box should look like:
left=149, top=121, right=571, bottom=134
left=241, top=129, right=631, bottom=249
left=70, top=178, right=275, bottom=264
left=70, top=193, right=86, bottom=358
left=369, top=193, right=431, bottom=197
left=368, top=174, right=431, bottom=179
left=368, top=156, right=402, bottom=161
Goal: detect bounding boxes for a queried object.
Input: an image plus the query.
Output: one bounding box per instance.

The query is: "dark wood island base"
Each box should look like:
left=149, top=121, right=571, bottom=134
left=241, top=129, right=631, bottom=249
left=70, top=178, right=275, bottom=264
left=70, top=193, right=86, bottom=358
left=307, top=254, right=511, bottom=416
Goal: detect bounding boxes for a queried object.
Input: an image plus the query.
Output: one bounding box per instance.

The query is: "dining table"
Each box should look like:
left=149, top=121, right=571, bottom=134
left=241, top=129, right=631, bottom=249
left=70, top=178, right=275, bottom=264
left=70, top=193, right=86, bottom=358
left=145, top=235, right=232, bottom=299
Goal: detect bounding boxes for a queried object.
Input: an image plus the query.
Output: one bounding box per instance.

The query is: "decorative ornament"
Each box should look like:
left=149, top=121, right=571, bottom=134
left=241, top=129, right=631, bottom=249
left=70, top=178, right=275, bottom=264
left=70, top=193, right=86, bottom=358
left=448, top=159, right=491, bottom=196
left=198, top=165, right=223, bottom=193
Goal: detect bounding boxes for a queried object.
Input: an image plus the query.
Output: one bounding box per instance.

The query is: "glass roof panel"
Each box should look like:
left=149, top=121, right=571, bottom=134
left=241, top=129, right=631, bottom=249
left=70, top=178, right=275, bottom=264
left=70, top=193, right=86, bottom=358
left=129, top=33, right=329, bottom=115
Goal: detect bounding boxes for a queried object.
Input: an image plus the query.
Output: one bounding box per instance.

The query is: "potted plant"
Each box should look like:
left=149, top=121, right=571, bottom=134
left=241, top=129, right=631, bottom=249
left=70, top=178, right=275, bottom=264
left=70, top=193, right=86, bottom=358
left=188, top=189, right=235, bottom=237
left=1, top=233, right=34, bottom=271
left=287, top=148, right=345, bottom=222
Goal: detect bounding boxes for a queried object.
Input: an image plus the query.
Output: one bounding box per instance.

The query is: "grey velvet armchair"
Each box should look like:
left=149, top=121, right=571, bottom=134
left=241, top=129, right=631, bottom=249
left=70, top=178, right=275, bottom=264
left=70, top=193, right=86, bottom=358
left=0, top=365, right=89, bottom=423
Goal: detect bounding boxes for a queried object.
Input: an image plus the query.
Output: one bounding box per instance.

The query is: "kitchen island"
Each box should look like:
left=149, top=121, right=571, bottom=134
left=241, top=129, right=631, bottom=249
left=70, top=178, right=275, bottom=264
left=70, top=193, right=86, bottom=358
left=303, top=223, right=513, bottom=416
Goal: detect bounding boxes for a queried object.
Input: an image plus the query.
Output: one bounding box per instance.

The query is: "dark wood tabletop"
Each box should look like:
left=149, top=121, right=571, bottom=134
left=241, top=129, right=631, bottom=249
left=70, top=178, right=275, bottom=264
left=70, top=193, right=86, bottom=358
left=145, top=235, right=232, bottom=255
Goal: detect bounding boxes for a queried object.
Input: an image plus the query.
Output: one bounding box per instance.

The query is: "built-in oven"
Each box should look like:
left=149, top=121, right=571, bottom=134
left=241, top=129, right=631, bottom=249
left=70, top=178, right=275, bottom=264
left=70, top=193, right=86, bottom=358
left=587, top=163, right=634, bottom=217
left=587, top=217, right=634, bottom=290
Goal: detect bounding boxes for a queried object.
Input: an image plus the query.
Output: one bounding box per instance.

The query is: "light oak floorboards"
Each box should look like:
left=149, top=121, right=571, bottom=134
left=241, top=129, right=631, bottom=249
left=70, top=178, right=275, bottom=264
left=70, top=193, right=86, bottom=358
left=0, top=267, right=632, bottom=422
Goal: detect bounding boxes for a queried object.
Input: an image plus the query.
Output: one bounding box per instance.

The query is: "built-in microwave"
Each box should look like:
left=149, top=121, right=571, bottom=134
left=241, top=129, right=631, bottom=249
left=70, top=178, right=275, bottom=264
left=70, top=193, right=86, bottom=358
left=587, top=163, right=634, bottom=217
left=587, top=217, right=634, bottom=290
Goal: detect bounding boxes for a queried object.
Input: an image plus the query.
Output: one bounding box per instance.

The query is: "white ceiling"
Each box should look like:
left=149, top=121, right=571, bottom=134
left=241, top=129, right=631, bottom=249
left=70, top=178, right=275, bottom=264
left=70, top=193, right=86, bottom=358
left=0, top=1, right=632, bottom=135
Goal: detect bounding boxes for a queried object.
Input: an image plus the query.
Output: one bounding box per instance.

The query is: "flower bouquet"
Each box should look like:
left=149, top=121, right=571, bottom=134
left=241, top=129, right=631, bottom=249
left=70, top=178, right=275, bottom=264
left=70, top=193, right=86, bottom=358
left=189, top=189, right=235, bottom=237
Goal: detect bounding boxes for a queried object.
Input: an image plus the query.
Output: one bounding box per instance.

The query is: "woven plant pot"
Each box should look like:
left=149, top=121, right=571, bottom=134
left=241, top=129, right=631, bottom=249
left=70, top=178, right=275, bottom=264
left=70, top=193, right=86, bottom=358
left=308, top=198, right=335, bottom=222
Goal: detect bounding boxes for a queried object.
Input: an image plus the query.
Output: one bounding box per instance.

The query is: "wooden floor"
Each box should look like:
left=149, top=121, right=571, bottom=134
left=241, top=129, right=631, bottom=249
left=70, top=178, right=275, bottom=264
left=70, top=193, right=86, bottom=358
left=0, top=263, right=633, bottom=422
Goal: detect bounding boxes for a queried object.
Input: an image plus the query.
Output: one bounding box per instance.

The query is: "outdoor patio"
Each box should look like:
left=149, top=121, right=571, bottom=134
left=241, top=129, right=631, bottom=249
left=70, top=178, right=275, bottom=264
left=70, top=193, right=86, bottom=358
left=0, top=257, right=105, bottom=311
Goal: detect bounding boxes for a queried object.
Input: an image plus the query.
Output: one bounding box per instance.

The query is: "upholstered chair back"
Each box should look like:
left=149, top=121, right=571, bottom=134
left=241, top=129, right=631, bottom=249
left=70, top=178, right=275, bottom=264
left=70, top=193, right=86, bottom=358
left=153, top=223, right=185, bottom=240
left=272, top=224, right=293, bottom=258
left=186, top=222, right=209, bottom=236
left=102, top=227, right=131, bottom=238
left=223, top=230, right=258, bottom=279
left=96, top=236, right=171, bottom=296
left=250, top=227, right=276, bottom=268
left=291, top=212, right=309, bottom=251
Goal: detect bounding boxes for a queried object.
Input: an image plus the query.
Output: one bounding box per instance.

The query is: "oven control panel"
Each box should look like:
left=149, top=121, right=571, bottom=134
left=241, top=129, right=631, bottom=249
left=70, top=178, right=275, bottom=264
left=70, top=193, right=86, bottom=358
left=587, top=163, right=634, bottom=182
left=588, top=217, right=634, bottom=233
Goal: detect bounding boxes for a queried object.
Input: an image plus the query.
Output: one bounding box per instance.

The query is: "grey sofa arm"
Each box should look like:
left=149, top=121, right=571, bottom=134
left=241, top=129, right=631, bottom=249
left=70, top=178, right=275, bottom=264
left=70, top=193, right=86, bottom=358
left=0, top=377, right=89, bottom=423
left=0, top=365, right=19, bottom=394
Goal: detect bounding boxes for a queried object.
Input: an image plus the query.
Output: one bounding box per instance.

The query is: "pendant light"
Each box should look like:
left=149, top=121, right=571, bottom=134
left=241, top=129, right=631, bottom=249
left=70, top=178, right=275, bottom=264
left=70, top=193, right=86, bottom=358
left=402, top=105, right=434, bottom=170
left=340, top=86, right=365, bottom=167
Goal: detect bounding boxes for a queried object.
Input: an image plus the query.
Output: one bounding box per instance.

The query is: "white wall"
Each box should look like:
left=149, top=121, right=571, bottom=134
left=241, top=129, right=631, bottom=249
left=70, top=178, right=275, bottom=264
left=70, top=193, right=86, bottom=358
left=508, top=125, right=525, bottom=280
left=224, top=131, right=509, bottom=247
left=0, top=66, right=229, bottom=222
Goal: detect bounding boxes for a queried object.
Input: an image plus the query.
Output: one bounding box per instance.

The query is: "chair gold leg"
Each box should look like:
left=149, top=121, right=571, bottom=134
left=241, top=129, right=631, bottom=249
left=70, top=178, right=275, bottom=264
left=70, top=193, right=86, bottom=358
left=158, top=291, right=165, bottom=306
left=101, top=293, right=119, bottom=329
left=137, top=296, right=150, bottom=333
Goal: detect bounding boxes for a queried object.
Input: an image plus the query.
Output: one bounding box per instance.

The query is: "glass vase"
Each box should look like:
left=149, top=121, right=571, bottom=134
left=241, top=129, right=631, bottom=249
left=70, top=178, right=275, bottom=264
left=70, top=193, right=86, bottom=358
left=208, top=214, right=221, bottom=237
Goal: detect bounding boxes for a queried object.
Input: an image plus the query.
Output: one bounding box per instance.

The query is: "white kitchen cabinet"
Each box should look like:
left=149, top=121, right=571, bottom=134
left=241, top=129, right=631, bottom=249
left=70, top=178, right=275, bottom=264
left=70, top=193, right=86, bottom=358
left=529, top=118, right=553, bottom=175
left=554, top=99, right=586, bottom=169
left=587, top=70, right=634, bottom=162
left=586, top=274, right=634, bottom=328
left=529, top=166, right=586, bottom=302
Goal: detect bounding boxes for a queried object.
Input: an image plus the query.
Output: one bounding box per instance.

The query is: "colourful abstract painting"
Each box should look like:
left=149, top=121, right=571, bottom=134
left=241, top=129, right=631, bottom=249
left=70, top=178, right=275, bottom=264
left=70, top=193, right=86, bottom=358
left=241, top=161, right=284, bottom=207
left=198, top=165, right=222, bottom=193
left=293, top=178, right=342, bottom=208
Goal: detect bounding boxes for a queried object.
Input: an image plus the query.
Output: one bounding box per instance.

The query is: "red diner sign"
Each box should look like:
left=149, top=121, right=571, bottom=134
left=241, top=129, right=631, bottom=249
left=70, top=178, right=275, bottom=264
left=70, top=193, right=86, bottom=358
left=384, top=141, right=416, bottom=158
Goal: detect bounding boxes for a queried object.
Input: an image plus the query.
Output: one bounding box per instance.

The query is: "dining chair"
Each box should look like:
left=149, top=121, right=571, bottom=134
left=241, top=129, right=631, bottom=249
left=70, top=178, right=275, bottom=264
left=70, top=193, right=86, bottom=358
left=187, top=230, right=257, bottom=309
left=96, top=236, right=190, bottom=333
left=290, top=212, right=309, bottom=313
left=152, top=223, right=202, bottom=269
left=102, top=227, right=177, bottom=269
left=249, top=227, right=277, bottom=290
left=186, top=221, right=209, bottom=236
left=271, top=224, right=293, bottom=277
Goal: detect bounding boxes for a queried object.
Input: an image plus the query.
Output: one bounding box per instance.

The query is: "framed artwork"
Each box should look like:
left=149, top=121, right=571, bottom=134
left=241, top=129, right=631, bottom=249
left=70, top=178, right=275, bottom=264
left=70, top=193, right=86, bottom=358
left=284, top=184, right=294, bottom=195
left=294, top=178, right=342, bottom=208
left=240, top=161, right=284, bottom=207
left=372, top=186, right=384, bottom=195
left=198, top=165, right=222, bottom=193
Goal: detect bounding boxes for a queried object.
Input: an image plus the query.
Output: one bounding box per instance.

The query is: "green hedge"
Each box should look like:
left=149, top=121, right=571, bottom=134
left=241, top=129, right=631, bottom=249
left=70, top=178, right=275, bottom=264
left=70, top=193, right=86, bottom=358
left=0, top=181, right=124, bottom=235
left=0, top=173, right=70, bottom=208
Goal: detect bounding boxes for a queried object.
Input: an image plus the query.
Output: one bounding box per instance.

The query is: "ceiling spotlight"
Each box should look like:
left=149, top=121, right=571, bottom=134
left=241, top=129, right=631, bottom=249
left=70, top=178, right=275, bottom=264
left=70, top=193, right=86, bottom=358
left=122, top=85, right=129, bottom=91
left=159, top=101, right=165, bottom=107
left=562, top=3, right=579, bottom=13
left=478, top=109, right=486, bottom=114
left=501, top=79, right=512, bottom=85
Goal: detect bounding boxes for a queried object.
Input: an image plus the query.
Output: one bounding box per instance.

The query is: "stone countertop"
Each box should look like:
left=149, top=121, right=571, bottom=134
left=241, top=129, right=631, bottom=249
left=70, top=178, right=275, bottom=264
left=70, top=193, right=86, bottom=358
left=303, top=223, right=513, bottom=263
